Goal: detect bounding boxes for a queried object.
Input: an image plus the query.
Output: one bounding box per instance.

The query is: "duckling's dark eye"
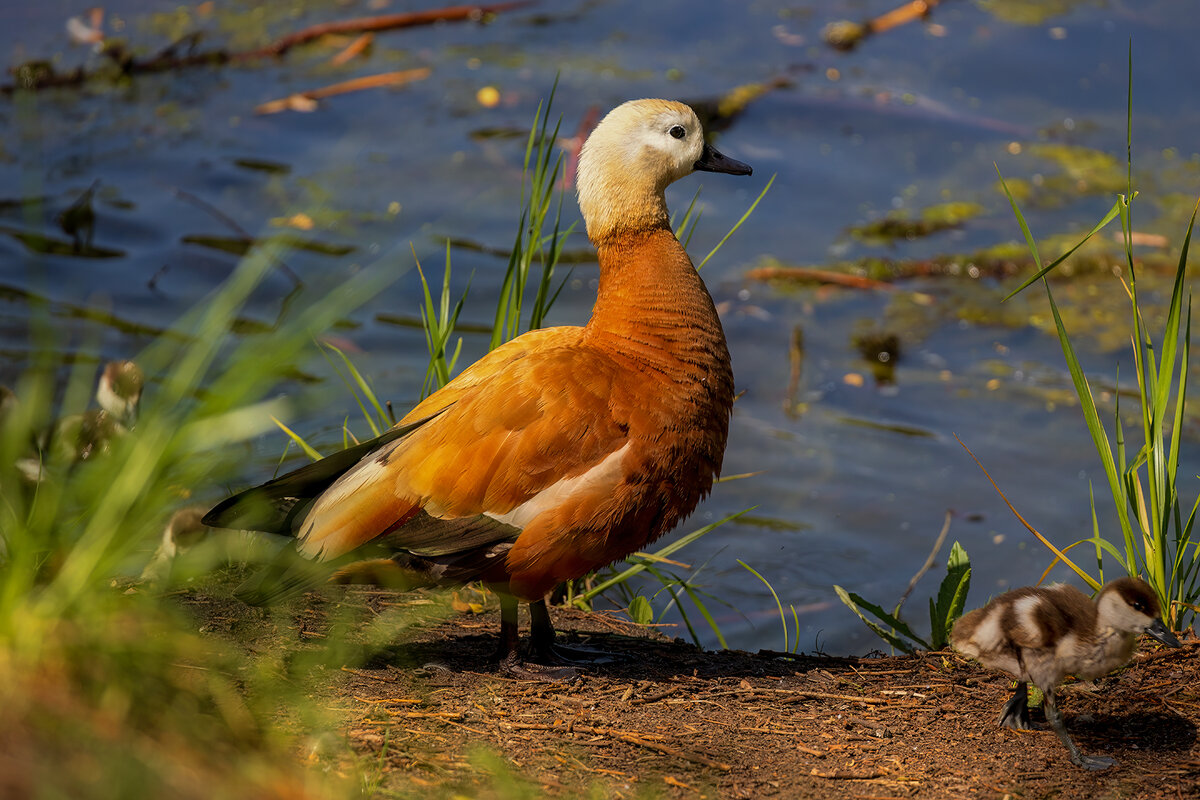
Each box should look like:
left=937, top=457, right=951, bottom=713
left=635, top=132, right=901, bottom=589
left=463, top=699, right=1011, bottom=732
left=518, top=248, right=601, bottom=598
left=1132, top=600, right=1146, bottom=612
left=669, top=125, right=686, bottom=140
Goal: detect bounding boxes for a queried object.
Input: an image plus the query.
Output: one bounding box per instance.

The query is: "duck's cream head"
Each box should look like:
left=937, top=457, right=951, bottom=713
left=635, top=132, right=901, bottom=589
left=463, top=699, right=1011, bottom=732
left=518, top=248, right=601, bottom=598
left=576, top=99, right=751, bottom=243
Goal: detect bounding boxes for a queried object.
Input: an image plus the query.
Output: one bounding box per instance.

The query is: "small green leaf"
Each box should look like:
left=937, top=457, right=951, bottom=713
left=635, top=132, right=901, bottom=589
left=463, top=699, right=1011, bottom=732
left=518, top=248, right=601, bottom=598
left=628, top=595, right=653, bottom=625
left=834, top=585, right=929, bottom=652
left=931, top=542, right=971, bottom=649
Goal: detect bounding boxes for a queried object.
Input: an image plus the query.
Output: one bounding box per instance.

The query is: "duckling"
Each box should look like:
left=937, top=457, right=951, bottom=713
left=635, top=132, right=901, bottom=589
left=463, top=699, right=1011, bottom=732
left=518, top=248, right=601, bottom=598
left=951, top=577, right=1182, bottom=770
left=45, top=359, right=144, bottom=464
left=94, top=359, right=143, bottom=426
left=139, top=506, right=275, bottom=588
left=139, top=506, right=212, bottom=587
left=205, top=99, right=753, bottom=675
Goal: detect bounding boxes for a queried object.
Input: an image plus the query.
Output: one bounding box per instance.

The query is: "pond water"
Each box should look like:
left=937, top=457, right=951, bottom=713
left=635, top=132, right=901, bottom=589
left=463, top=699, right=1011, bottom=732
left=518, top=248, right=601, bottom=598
left=3, top=0, right=1199, bottom=654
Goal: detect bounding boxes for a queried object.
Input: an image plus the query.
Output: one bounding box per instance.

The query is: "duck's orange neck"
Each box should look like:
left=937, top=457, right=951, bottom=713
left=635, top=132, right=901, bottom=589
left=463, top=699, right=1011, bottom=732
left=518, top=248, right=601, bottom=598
left=586, top=226, right=729, bottom=380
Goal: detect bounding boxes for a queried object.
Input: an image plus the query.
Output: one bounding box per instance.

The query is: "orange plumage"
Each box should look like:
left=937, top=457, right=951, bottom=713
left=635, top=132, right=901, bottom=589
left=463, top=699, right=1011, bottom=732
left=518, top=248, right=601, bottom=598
left=205, top=99, right=752, bottom=672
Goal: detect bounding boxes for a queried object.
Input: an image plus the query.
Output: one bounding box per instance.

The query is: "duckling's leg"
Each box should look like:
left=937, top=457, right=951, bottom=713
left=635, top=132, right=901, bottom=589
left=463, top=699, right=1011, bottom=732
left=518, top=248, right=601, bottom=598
left=1043, top=689, right=1114, bottom=770
left=998, top=681, right=1033, bottom=730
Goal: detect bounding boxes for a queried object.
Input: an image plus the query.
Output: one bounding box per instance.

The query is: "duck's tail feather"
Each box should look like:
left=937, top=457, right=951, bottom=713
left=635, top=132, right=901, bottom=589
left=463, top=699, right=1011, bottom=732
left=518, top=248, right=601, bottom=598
left=203, top=411, right=444, bottom=535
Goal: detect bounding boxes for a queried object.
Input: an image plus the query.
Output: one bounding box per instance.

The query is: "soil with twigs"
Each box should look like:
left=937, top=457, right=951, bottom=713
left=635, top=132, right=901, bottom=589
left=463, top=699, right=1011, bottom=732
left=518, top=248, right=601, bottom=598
left=182, top=583, right=1200, bottom=799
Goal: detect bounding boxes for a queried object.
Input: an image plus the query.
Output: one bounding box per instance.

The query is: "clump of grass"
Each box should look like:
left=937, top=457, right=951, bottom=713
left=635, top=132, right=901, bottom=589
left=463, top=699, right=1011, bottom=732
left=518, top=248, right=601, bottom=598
left=988, top=50, right=1200, bottom=629
left=0, top=239, right=401, bottom=797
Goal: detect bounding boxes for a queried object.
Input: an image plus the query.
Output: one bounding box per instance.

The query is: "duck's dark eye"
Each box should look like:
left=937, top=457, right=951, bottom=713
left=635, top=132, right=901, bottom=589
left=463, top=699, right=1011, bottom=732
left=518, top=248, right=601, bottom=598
left=669, top=125, right=686, bottom=140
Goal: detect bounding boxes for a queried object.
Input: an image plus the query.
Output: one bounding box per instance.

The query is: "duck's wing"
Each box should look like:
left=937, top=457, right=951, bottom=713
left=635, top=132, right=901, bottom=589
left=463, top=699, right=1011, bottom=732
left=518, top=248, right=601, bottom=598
left=292, top=328, right=632, bottom=564
left=203, top=328, right=575, bottom=537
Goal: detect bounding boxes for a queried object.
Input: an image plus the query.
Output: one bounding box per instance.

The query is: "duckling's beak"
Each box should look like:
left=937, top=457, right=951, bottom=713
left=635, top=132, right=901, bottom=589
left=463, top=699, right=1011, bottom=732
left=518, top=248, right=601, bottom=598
left=1146, top=618, right=1182, bottom=648
left=694, top=143, right=752, bottom=176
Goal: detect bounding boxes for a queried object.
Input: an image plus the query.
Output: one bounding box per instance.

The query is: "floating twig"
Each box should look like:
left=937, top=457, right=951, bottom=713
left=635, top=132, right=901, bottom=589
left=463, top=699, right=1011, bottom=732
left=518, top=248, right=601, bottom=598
left=255, top=67, right=431, bottom=114
left=823, top=0, right=943, bottom=51
left=329, top=33, right=374, bottom=67
left=2, top=2, right=529, bottom=94
left=238, top=2, right=532, bottom=60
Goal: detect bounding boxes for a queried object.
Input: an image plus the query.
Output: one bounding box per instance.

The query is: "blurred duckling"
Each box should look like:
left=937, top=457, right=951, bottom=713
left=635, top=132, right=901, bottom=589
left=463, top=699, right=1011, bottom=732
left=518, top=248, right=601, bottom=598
left=139, top=506, right=212, bottom=587
left=951, top=577, right=1181, bottom=770
left=139, top=505, right=277, bottom=588
left=94, top=359, right=143, bottom=425
left=45, top=359, right=144, bottom=464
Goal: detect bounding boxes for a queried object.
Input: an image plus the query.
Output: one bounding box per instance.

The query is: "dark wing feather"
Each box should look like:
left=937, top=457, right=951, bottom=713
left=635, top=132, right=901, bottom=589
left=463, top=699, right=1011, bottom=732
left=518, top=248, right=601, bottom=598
left=380, top=511, right=520, bottom=556
left=203, top=411, right=444, bottom=534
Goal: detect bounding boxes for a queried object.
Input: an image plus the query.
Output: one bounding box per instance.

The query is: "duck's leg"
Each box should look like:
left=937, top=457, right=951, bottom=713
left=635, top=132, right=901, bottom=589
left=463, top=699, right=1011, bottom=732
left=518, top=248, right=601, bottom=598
left=495, top=593, right=522, bottom=665
left=529, top=598, right=620, bottom=665
left=1043, top=689, right=1114, bottom=771
left=494, top=594, right=577, bottom=681
left=998, top=681, right=1033, bottom=730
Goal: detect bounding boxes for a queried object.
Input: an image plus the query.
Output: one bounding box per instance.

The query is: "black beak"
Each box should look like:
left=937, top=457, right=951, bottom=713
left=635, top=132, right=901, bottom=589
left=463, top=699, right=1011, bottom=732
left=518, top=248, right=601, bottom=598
left=694, top=142, right=752, bottom=176
left=1146, top=618, right=1182, bottom=648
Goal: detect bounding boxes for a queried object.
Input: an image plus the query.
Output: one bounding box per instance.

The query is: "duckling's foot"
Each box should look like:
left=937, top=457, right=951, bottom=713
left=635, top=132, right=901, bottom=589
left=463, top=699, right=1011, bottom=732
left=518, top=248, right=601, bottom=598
left=998, top=682, right=1034, bottom=730
left=1073, top=754, right=1116, bottom=771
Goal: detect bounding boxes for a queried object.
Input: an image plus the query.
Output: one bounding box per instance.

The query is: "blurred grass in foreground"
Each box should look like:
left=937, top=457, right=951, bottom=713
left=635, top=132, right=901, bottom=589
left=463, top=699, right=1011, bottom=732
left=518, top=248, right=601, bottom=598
left=0, top=241, right=397, bottom=798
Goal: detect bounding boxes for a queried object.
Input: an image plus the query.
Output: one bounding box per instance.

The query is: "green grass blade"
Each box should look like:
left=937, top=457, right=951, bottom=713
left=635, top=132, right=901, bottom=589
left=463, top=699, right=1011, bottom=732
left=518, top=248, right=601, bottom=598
left=738, top=560, right=789, bottom=653
left=270, top=416, right=323, bottom=461
left=320, top=342, right=386, bottom=436
left=995, top=166, right=1044, bottom=272
left=677, top=582, right=728, bottom=649
left=573, top=508, right=753, bottom=603
left=833, top=586, right=925, bottom=653
left=696, top=174, right=775, bottom=270
left=1002, top=200, right=1122, bottom=302
left=1042, top=283, right=1136, bottom=553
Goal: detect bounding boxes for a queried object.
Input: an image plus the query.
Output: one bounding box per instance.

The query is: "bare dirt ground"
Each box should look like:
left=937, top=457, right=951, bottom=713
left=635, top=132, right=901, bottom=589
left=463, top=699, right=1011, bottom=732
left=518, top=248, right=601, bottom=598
left=182, top=583, right=1200, bottom=799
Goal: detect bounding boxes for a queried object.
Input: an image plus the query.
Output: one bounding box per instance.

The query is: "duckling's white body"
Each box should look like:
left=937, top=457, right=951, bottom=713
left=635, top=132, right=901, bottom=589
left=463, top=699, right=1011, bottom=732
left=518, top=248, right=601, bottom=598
left=952, top=577, right=1181, bottom=770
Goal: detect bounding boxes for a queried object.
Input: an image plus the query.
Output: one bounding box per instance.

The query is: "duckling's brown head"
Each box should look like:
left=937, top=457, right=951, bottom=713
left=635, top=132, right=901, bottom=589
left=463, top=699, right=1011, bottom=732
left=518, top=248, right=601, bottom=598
left=97, top=360, right=144, bottom=424
left=1098, top=576, right=1181, bottom=647
left=576, top=99, right=751, bottom=242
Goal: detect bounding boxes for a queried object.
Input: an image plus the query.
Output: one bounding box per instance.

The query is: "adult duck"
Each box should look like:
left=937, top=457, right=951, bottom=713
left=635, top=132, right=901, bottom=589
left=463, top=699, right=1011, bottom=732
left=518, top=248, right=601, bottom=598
left=205, top=98, right=753, bottom=674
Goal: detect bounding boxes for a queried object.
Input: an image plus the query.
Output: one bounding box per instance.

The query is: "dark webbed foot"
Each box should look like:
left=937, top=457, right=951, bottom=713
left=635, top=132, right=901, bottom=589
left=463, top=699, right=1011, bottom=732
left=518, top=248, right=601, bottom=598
left=1043, top=689, right=1114, bottom=770
left=528, top=598, right=622, bottom=666
left=492, top=595, right=579, bottom=681
left=1073, top=754, right=1116, bottom=771
left=998, top=681, right=1034, bottom=730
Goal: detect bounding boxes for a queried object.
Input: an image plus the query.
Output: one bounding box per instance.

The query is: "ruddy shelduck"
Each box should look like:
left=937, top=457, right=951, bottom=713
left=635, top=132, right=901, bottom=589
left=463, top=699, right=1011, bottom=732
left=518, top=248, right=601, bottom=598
left=205, top=99, right=753, bottom=673
left=951, top=577, right=1181, bottom=769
